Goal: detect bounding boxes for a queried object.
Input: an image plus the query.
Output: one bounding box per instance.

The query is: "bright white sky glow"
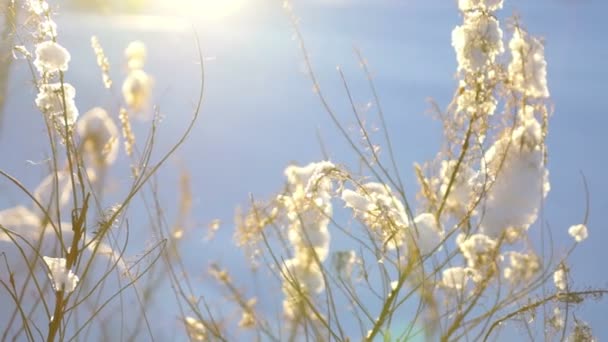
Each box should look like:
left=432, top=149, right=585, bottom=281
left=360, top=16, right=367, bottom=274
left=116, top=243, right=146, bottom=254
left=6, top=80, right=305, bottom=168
left=154, top=0, right=248, bottom=21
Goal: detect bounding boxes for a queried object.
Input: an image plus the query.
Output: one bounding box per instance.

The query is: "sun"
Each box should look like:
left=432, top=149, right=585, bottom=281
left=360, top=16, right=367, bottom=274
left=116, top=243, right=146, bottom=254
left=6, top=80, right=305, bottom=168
left=163, top=0, right=247, bottom=21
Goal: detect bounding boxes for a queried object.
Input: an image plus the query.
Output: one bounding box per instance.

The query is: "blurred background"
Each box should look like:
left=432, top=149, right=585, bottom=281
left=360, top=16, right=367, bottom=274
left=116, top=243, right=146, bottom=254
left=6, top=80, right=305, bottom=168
left=0, top=0, right=606, bottom=340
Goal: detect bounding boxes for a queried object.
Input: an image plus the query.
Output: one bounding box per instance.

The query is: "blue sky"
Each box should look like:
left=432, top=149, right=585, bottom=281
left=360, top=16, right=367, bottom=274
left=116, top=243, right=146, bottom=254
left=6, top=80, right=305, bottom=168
left=1, top=0, right=607, bottom=339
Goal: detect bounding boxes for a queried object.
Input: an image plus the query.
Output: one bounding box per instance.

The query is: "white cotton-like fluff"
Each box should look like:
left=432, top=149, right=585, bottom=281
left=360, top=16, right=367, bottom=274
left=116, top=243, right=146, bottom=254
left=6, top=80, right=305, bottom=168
left=457, top=233, right=497, bottom=270
left=480, top=151, right=547, bottom=238
left=479, top=106, right=549, bottom=238
left=554, top=267, right=567, bottom=291
left=568, top=224, right=588, bottom=242
left=26, top=0, right=56, bottom=39
left=341, top=182, right=409, bottom=249
left=502, top=251, right=541, bottom=283
left=38, top=19, right=57, bottom=39
left=341, top=189, right=373, bottom=212
left=122, top=69, right=152, bottom=112
left=281, top=161, right=334, bottom=262
left=458, top=0, right=503, bottom=12
left=27, top=0, right=49, bottom=15
left=439, top=160, right=478, bottom=215
left=281, top=257, right=325, bottom=319
left=282, top=258, right=325, bottom=295
left=508, top=29, right=549, bottom=98
left=289, top=223, right=331, bottom=263
left=125, top=41, right=147, bottom=71
left=452, top=12, right=504, bottom=73
left=280, top=162, right=335, bottom=319
left=440, top=267, right=477, bottom=290
left=76, top=107, right=119, bottom=166
left=285, top=160, right=335, bottom=194
left=42, top=256, right=79, bottom=293
left=284, top=161, right=335, bottom=194
left=456, top=85, right=497, bottom=117
left=35, top=82, right=79, bottom=126
left=409, top=213, right=444, bottom=255
left=34, top=41, right=70, bottom=75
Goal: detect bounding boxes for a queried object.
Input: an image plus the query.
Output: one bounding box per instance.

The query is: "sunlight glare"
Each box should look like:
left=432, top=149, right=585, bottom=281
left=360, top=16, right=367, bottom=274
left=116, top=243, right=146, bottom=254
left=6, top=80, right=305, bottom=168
left=168, top=0, right=247, bottom=21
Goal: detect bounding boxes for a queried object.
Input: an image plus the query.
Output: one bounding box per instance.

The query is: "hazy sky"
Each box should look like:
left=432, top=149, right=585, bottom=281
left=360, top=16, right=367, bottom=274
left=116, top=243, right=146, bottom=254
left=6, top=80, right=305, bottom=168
left=1, top=0, right=607, bottom=339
